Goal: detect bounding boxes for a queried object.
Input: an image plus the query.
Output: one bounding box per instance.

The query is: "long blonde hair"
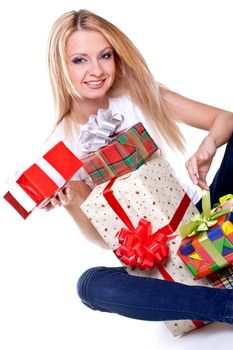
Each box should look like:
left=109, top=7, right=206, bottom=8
left=47, top=9, right=185, bottom=150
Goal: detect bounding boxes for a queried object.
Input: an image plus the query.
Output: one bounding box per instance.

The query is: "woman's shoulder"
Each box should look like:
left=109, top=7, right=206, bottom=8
left=45, top=120, right=66, bottom=147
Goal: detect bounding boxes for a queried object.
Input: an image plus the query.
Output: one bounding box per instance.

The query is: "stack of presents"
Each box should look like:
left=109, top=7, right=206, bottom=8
left=4, top=111, right=233, bottom=337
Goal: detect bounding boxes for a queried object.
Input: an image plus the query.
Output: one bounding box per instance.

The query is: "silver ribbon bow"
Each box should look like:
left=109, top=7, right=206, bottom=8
left=78, top=108, right=124, bottom=155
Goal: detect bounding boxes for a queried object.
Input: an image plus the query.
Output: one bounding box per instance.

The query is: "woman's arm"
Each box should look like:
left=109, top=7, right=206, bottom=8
left=161, top=87, right=233, bottom=141
left=160, top=87, right=233, bottom=188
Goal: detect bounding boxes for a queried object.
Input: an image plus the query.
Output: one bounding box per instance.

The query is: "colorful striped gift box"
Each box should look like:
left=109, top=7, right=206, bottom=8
left=177, top=211, right=233, bottom=279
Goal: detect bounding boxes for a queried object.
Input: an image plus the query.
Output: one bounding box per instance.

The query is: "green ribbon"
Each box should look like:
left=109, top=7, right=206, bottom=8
left=219, top=194, right=233, bottom=204
left=179, top=190, right=231, bottom=239
left=198, top=231, right=228, bottom=267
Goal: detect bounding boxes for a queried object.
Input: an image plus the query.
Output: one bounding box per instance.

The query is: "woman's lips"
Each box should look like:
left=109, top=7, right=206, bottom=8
left=84, top=79, right=106, bottom=88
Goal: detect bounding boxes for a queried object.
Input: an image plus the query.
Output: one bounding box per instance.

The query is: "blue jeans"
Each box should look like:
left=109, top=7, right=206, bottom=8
left=77, top=266, right=233, bottom=324
left=77, top=134, right=233, bottom=324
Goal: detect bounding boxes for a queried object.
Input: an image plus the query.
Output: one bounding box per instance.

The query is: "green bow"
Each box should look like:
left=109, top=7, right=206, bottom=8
left=179, top=190, right=231, bottom=239
left=219, top=193, right=233, bottom=204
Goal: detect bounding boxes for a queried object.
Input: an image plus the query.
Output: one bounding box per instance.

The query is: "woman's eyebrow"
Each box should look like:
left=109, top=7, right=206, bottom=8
left=69, top=47, right=113, bottom=59
left=69, top=52, right=88, bottom=59
left=100, top=46, right=113, bottom=52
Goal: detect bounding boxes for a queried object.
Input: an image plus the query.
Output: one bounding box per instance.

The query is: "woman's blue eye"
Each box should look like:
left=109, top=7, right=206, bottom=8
left=71, top=52, right=113, bottom=64
left=99, top=52, right=112, bottom=60
left=72, top=57, right=86, bottom=64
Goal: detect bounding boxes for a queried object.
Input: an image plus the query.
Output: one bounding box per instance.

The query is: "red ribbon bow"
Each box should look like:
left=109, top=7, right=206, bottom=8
left=103, top=178, right=190, bottom=272
left=115, top=218, right=173, bottom=270
left=103, top=177, right=206, bottom=328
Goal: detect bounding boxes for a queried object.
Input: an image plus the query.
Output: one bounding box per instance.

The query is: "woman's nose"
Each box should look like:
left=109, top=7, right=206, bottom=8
left=88, top=60, right=104, bottom=76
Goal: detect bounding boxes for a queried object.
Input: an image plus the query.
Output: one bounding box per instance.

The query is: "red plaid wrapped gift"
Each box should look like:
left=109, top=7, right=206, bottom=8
left=80, top=122, right=158, bottom=185
left=3, top=141, right=83, bottom=219
left=207, top=266, right=233, bottom=289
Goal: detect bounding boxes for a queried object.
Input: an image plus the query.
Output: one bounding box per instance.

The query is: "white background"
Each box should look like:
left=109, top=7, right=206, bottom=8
left=0, top=0, right=233, bottom=349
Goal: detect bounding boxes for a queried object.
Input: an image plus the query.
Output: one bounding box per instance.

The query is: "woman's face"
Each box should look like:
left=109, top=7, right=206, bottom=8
left=66, top=30, right=116, bottom=101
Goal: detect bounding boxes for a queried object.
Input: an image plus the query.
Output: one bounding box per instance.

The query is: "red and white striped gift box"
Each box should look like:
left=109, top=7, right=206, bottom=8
left=3, top=141, right=83, bottom=219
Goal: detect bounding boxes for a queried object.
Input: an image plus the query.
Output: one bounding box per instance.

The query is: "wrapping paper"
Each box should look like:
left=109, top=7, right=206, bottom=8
left=177, top=199, right=233, bottom=279
left=206, top=198, right=233, bottom=289
left=80, top=122, right=158, bottom=185
left=4, top=141, right=83, bottom=219
left=207, top=266, right=233, bottom=289
left=81, top=153, right=211, bottom=337
left=178, top=191, right=233, bottom=279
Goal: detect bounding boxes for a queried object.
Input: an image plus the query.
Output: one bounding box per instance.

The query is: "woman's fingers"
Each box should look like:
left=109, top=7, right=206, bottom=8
left=197, top=179, right=209, bottom=190
left=42, top=197, right=61, bottom=211
left=50, top=196, right=62, bottom=208
left=196, top=170, right=209, bottom=190
left=186, top=157, right=198, bottom=185
left=186, top=152, right=211, bottom=190
left=42, top=183, right=73, bottom=211
left=56, top=185, right=73, bottom=206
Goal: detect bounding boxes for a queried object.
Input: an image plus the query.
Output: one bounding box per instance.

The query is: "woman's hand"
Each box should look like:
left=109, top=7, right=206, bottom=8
left=185, top=136, right=217, bottom=190
left=43, top=183, right=73, bottom=211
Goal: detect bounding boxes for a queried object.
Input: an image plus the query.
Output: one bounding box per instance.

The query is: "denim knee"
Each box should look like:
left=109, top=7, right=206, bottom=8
left=223, top=290, right=233, bottom=324
left=77, top=267, right=105, bottom=310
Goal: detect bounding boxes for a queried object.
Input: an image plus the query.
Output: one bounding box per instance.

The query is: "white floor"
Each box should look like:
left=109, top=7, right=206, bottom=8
left=0, top=202, right=232, bottom=350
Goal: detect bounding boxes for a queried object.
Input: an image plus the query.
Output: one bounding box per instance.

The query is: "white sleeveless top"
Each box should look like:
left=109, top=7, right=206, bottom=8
left=45, top=95, right=201, bottom=203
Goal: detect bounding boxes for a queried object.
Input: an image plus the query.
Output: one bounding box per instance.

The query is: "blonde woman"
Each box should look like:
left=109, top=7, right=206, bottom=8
left=45, top=9, right=233, bottom=324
